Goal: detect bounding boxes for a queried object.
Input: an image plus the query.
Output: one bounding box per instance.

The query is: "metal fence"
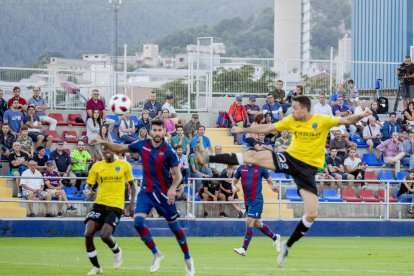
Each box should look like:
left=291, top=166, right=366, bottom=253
left=0, top=58, right=402, bottom=113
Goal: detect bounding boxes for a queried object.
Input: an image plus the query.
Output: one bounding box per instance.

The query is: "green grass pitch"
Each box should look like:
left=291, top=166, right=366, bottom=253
left=0, top=237, right=412, bottom=275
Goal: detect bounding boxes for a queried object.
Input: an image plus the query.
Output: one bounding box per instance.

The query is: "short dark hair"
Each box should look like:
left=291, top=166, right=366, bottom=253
left=13, top=86, right=20, bottom=92
left=292, top=95, right=311, bottom=112
left=267, top=93, right=274, bottom=97
left=198, top=125, right=205, bottom=130
left=348, top=79, right=354, bottom=84
left=150, top=119, right=165, bottom=128
left=405, top=55, right=411, bottom=59
left=175, top=124, right=183, bottom=131
left=389, top=112, right=396, bottom=117
left=37, top=146, right=44, bottom=151
left=20, top=125, right=28, bottom=131
left=175, top=144, right=182, bottom=150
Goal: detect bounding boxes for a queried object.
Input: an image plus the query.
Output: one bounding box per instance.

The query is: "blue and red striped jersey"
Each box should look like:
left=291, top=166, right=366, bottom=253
left=129, top=139, right=179, bottom=194
left=234, top=164, right=269, bottom=204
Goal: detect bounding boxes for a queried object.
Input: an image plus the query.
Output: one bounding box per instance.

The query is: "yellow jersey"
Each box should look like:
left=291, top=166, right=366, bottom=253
left=86, top=159, right=134, bottom=210
left=274, top=114, right=340, bottom=168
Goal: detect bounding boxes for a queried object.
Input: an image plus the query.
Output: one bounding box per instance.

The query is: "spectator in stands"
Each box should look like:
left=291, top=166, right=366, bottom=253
left=143, top=91, right=162, bottom=119
left=0, top=89, right=8, bottom=126
left=263, top=112, right=278, bottom=143
left=396, top=169, right=414, bottom=213
left=245, top=113, right=264, bottom=147
left=9, top=142, right=29, bottom=197
left=50, top=140, right=76, bottom=187
left=370, top=101, right=382, bottom=125
left=219, top=165, right=243, bottom=218
left=316, top=161, right=335, bottom=195
left=198, top=176, right=221, bottom=218
left=403, top=102, right=414, bottom=132
left=344, top=148, right=367, bottom=184
left=245, top=96, right=261, bottom=124
left=170, top=125, right=190, bottom=155
left=341, top=132, right=358, bottom=149
left=24, top=104, right=53, bottom=148
left=33, top=146, right=48, bottom=172
left=86, top=109, right=102, bottom=143
left=274, top=130, right=291, bottom=152
left=403, top=132, right=414, bottom=169
left=3, top=99, right=24, bottom=136
left=353, top=100, right=370, bottom=134
left=326, top=148, right=354, bottom=189
left=347, top=79, right=359, bottom=107
left=363, top=116, right=383, bottom=153
left=118, top=111, right=137, bottom=144
left=20, top=160, right=53, bottom=217
left=43, top=160, right=77, bottom=217
left=136, top=127, right=148, bottom=141
left=377, top=132, right=405, bottom=173
left=189, top=148, right=213, bottom=191
left=253, top=133, right=273, bottom=151
left=312, top=93, right=333, bottom=116
left=262, top=93, right=283, bottom=123
left=271, top=80, right=286, bottom=104
left=329, top=130, right=349, bottom=162
left=332, top=96, right=352, bottom=117
left=175, top=144, right=190, bottom=185
left=184, top=114, right=201, bottom=140
left=71, top=141, right=91, bottom=191
left=286, top=84, right=305, bottom=105
left=382, top=112, right=402, bottom=140
left=7, top=86, right=27, bottom=112
left=27, top=87, right=57, bottom=130
left=161, top=108, right=176, bottom=138
left=137, top=109, right=151, bottom=133
left=17, top=126, right=33, bottom=158
left=0, top=124, right=16, bottom=159
left=210, top=145, right=227, bottom=177
left=229, top=95, right=249, bottom=128
left=329, top=84, right=348, bottom=107
left=85, top=89, right=115, bottom=131
left=99, top=124, right=112, bottom=143
left=162, top=94, right=177, bottom=118
left=190, top=125, right=213, bottom=153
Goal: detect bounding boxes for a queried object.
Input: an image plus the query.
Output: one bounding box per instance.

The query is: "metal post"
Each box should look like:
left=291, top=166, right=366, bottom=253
left=278, top=180, right=282, bottom=220
left=385, top=181, right=390, bottom=220
left=124, top=44, right=127, bottom=94
left=329, top=47, right=334, bottom=94
left=192, top=179, right=196, bottom=218
left=110, top=0, right=122, bottom=95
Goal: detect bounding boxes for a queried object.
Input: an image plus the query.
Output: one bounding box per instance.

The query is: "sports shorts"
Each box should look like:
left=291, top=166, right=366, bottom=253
left=245, top=200, right=263, bottom=219
left=84, top=203, right=123, bottom=231
left=271, top=151, right=318, bottom=195
left=135, top=191, right=180, bottom=221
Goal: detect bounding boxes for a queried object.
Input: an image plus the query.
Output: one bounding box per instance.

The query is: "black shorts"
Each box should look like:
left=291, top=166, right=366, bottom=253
left=84, top=203, right=123, bottom=231
left=221, top=191, right=238, bottom=200
left=271, top=151, right=318, bottom=195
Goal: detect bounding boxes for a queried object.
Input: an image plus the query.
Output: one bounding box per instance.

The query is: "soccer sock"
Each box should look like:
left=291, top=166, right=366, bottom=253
left=134, top=216, right=158, bottom=254
left=209, top=153, right=243, bottom=165
left=110, top=242, right=120, bottom=254
left=87, top=250, right=100, bottom=268
left=258, top=224, right=277, bottom=241
left=286, top=215, right=313, bottom=248
left=168, top=220, right=191, bottom=260
left=242, top=227, right=254, bottom=251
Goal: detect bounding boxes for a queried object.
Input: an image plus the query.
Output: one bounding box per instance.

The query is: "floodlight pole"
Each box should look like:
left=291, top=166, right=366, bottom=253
left=110, top=0, right=122, bottom=95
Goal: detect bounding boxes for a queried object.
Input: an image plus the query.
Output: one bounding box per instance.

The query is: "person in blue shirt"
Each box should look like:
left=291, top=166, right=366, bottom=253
left=382, top=112, right=402, bottom=140
left=91, top=119, right=195, bottom=276
left=143, top=92, right=162, bottom=119
left=331, top=96, right=351, bottom=117
left=232, top=162, right=281, bottom=256
left=190, top=125, right=212, bottom=153
left=330, top=84, right=349, bottom=107
left=262, top=93, right=283, bottom=122
left=3, top=99, right=23, bottom=135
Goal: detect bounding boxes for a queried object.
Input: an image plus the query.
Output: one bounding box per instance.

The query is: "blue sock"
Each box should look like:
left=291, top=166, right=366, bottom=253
left=168, top=220, right=191, bottom=259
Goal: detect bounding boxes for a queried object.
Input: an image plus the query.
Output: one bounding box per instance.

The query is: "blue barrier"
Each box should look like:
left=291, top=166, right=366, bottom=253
left=1, top=219, right=414, bottom=237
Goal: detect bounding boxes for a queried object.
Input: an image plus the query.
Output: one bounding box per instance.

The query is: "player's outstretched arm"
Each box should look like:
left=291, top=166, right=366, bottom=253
left=339, top=109, right=372, bottom=126
left=89, top=138, right=129, bottom=154
left=231, top=123, right=275, bottom=135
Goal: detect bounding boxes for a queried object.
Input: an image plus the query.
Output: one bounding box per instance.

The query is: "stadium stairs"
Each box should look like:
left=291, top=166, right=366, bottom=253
left=0, top=179, right=26, bottom=218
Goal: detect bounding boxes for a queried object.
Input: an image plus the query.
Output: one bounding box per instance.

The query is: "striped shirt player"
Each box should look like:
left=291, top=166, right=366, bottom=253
left=93, top=119, right=194, bottom=275
left=232, top=163, right=281, bottom=256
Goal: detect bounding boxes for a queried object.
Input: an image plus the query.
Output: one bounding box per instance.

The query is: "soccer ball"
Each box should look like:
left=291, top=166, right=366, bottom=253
left=109, top=94, right=131, bottom=115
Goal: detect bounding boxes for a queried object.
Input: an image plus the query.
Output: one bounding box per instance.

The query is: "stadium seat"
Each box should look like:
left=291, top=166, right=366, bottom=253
left=322, top=189, right=344, bottom=202
left=341, top=189, right=362, bottom=202
left=110, top=131, right=123, bottom=144
left=359, top=189, right=380, bottom=202
left=63, top=186, right=83, bottom=201
left=377, top=190, right=398, bottom=202
left=394, top=190, right=411, bottom=202
left=362, top=153, right=385, bottom=166
left=364, top=171, right=379, bottom=185
left=132, top=167, right=143, bottom=179
left=396, top=171, right=409, bottom=181
left=378, top=171, right=398, bottom=185
left=285, top=188, right=302, bottom=201
left=401, top=158, right=409, bottom=167
left=81, top=130, right=87, bottom=137
left=270, top=171, right=287, bottom=181
left=106, top=114, right=119, bottom=124
left=183, top=186, right=201, bottom=201
left=67, top=113, right=86, bottom=126
left=44, top=147, right=51, bottom=159
left=350, top=134, right=368, bottom=148
left=47, top=113, right=68, bottom=126
left=130, top=115, right=139, bottom=128
left=43, top=130, right=59, bottom=142
left=128, top=159, right=135, bottom=164
left=62, top=130, right=79, bottom=143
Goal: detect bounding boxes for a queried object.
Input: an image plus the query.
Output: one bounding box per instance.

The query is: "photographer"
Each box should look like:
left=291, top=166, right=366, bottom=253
left=397, top=55, right=414, bottom=110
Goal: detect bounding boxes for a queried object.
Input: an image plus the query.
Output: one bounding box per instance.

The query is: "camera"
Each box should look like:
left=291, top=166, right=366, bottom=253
left=398, top=64, right=409, bottom=81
